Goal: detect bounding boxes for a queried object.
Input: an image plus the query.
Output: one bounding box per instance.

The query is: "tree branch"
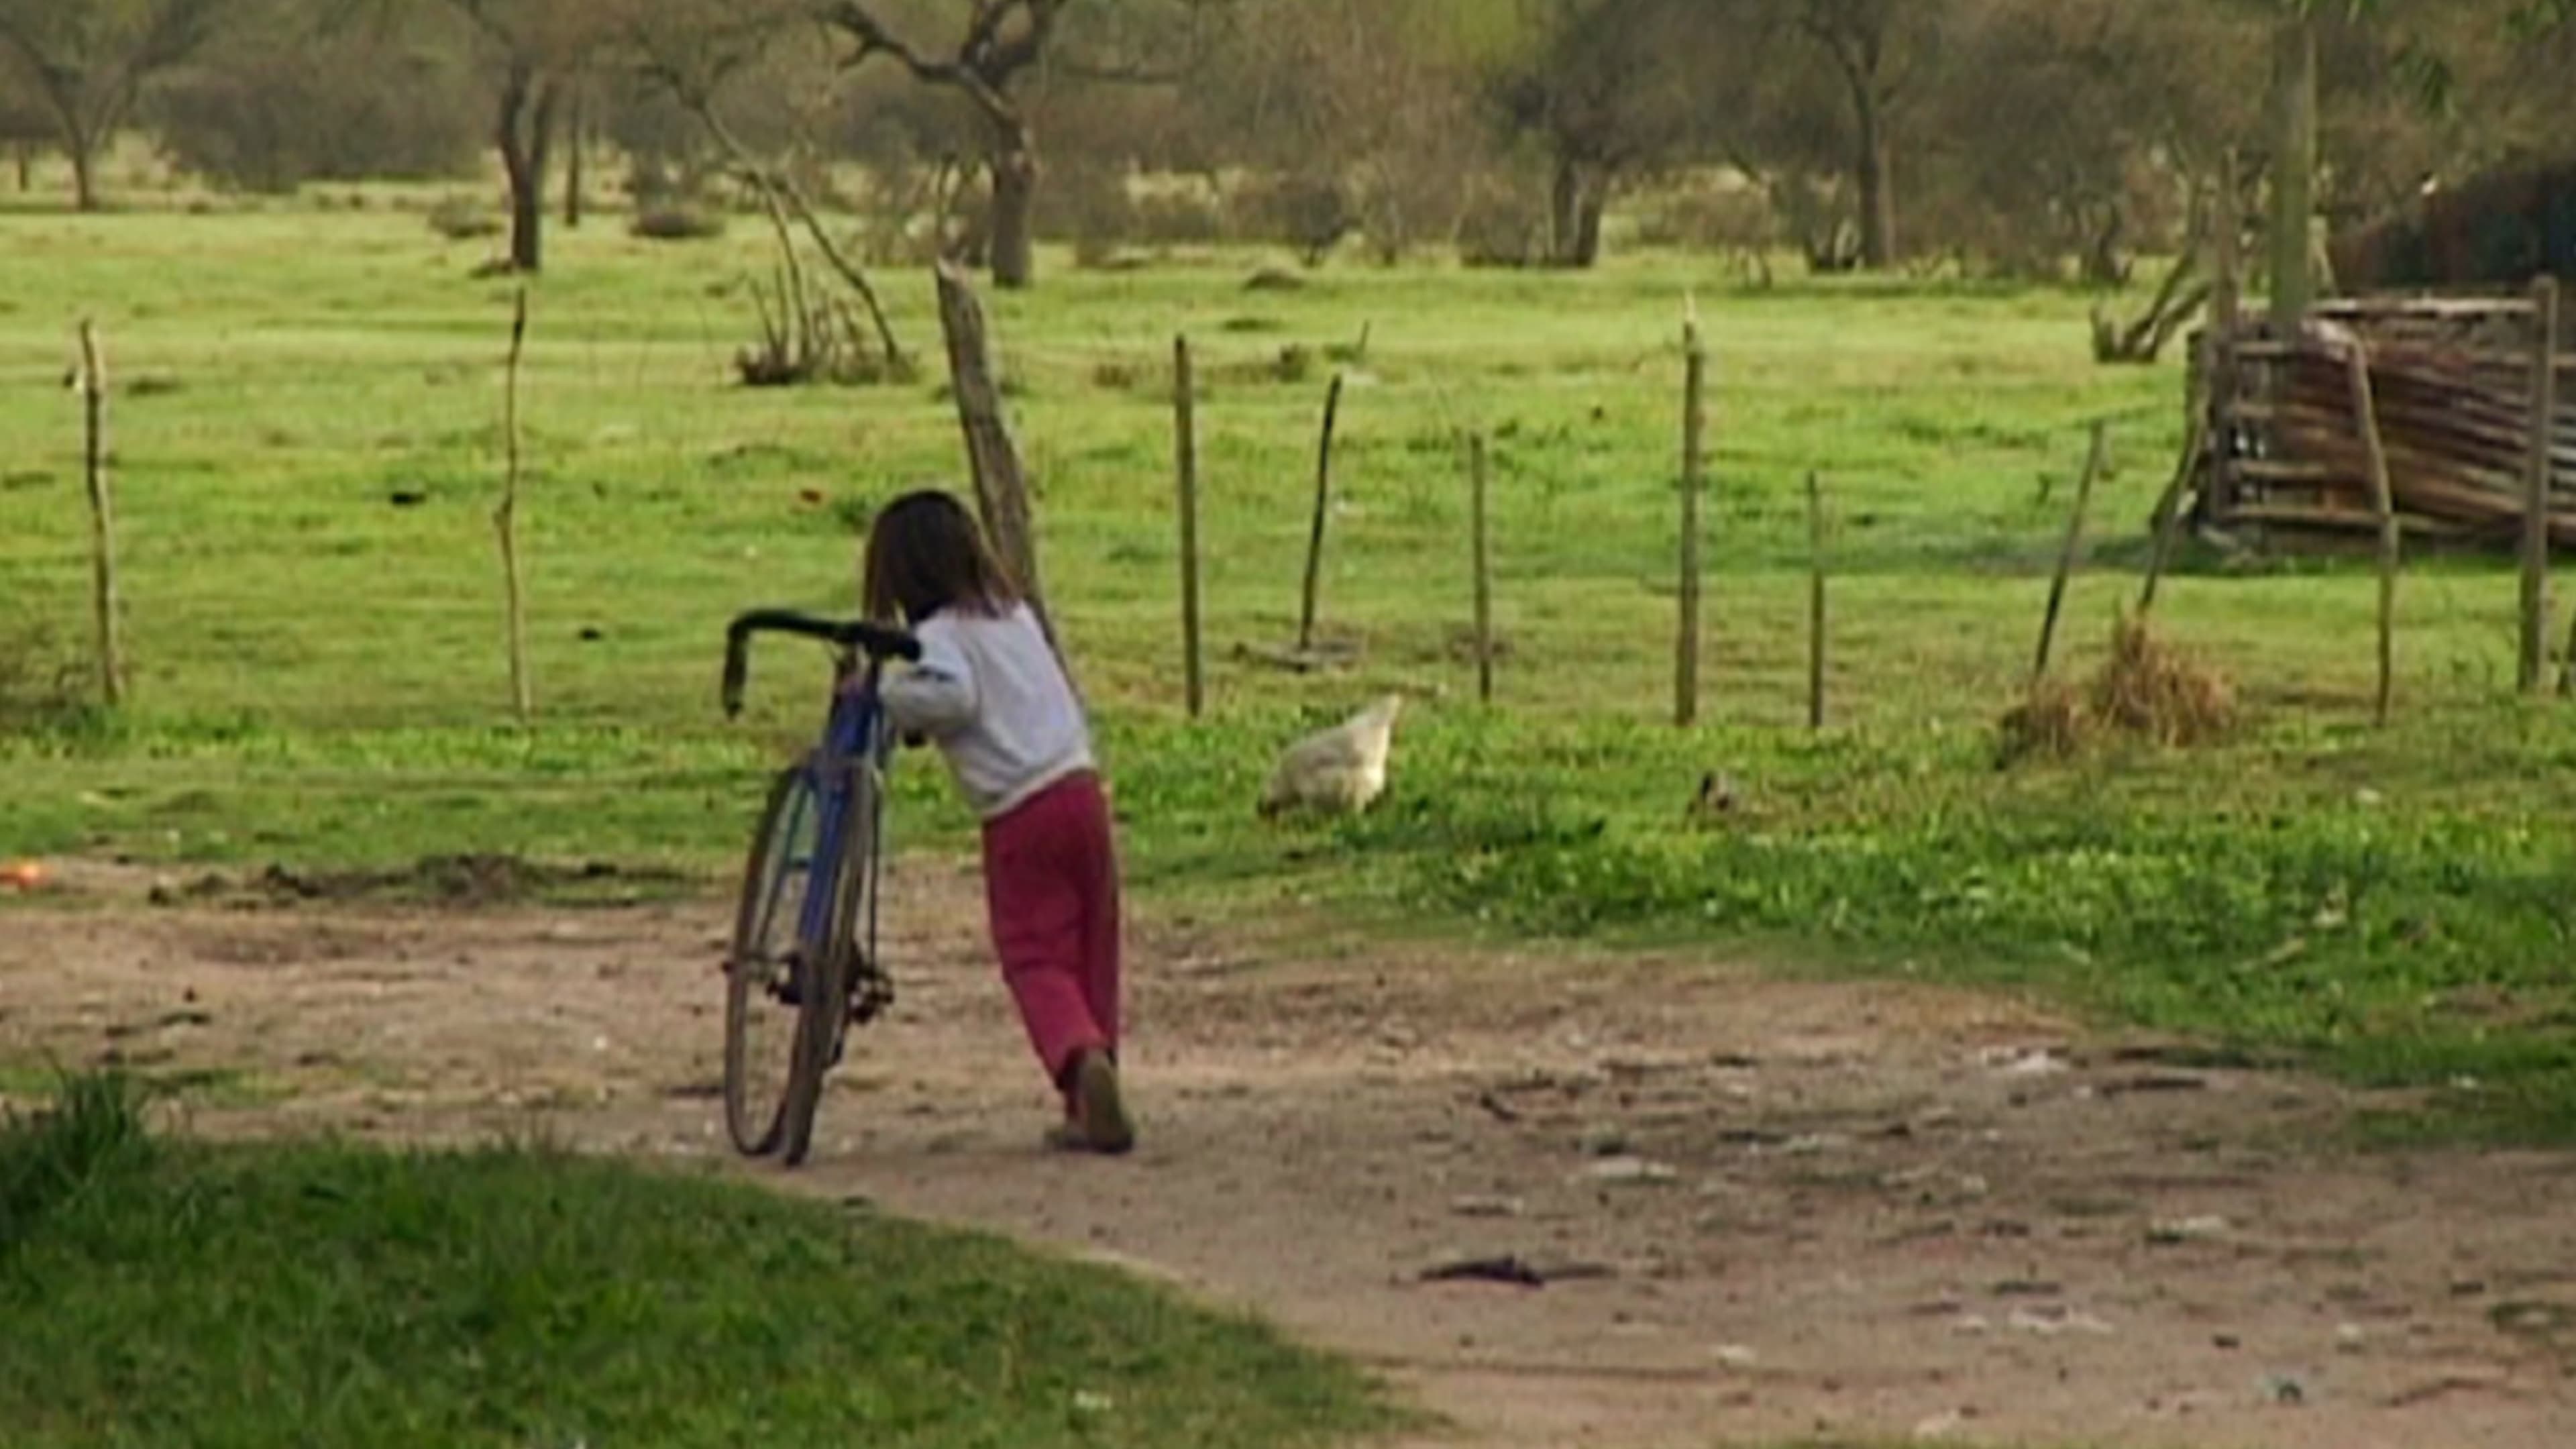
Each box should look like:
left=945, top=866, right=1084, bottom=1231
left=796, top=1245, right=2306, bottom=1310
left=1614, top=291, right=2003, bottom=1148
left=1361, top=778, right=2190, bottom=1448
left=820, top=0, right=1061, bottom=122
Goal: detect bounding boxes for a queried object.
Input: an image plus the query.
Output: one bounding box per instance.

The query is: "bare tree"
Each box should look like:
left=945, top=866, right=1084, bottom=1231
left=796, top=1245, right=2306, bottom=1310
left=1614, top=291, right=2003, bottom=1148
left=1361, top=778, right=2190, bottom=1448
left=0, top=0, right=225, bottom=210
left=820, top=1, right=1069, bottom=290
left=1793, top=0, right=1947, bottom=269
left=445, top=0, right=616, bottom=273
left=1182, top=0, right=1480, bottom=264
left=0, top=59, right=50, bottom=191
left=624, top=0, right=910, bottom=374
left=818, top=0, right=1215, bottom=288
left=1488, top=0, right=1705, bottom=268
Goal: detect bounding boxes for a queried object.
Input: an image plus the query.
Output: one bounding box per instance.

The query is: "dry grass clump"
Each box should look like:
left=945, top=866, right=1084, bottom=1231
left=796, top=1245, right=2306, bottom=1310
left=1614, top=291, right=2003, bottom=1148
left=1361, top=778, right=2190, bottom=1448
left=1997, top=676, right=2092, bottom=765
left=2091, top=612, right=2235, bottom=746
left=1996, top=614, right=2235, bottom=765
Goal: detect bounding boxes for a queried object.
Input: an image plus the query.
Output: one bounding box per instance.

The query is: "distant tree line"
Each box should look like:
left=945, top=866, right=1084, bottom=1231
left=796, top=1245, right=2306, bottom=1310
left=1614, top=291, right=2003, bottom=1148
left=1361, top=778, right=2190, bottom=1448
left=0, top=0, right=2568, bottom=290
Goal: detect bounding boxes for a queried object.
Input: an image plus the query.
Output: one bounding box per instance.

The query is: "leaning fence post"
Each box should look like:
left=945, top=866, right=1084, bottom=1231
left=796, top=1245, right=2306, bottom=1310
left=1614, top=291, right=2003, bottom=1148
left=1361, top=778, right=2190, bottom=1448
left=76, top=319, right=124, bottom=707
left=1297, top=372, right=1345, bottom=657
left=2034, top=420, right=2108, bottom=684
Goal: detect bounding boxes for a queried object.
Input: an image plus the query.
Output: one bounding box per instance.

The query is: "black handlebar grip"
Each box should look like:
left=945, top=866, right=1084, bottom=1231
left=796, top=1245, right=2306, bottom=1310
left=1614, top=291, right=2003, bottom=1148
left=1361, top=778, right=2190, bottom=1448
left=720, top=630, right=751, bottom=718
left=718, top=610, right=920, bottom=720
left=851, top=621, right=925, bottom=663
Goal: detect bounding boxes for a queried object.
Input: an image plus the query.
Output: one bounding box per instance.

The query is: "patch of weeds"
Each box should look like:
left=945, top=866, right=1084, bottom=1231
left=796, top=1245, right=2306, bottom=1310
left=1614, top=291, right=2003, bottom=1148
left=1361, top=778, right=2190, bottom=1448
left=828, top=494, right=877, bottom=535
left=252, top=853, right=695, bottom=908
left=704, top=440, right=835, bottom=479
left=0, top=1070, right=153, bottom=1253
left=0, top=625, right=102, bottom=736
left=1091, top=356, right=1150, bottom=390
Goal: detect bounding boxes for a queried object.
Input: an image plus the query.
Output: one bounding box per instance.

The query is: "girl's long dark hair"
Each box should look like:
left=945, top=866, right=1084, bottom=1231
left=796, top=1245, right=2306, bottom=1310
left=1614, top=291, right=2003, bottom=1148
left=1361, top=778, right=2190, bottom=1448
left=862, top=488, right=1020, bottom=623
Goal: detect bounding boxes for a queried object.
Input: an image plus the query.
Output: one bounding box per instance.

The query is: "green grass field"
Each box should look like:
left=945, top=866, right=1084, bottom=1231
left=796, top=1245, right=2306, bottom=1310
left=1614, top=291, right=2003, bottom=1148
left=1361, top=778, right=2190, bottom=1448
left=5, top=204, right=2575, bottom=1140
left=0, top=1073, right=1392, bottom=1448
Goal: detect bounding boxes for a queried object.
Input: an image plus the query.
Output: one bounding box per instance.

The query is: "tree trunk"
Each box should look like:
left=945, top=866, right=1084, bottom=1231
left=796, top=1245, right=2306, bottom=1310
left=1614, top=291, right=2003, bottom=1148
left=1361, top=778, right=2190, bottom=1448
left=1546, top=156, right=1609, bottom=269
left=15, top=143, right=30, bottom=193
left=1572, top=176, right=1607, bottom=269
left=1550, top=154, right=1582, bottom=266
left=987, top=123, right=1038, bottom=290
left=67, top=128, right=98, bottom=212
left=562, top=89, right=584, bottom=230
left=2267, top=15, right=2317, bottom=333
left=1854, top=102, right=1896, bottom=269
left=495, top=66, right=559, bottom=274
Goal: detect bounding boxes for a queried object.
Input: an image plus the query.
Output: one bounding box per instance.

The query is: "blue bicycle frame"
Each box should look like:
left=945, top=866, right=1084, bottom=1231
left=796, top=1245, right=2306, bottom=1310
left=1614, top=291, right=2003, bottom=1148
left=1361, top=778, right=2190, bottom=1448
left=720, top=609, right=918, bottom=990
left=786, top=662, right=890, bottom=952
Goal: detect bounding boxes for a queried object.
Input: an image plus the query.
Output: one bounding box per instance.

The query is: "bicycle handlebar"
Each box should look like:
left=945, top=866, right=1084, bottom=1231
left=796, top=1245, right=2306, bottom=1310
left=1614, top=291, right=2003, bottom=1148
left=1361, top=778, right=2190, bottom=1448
left=721, top=609, right=922, bottom=718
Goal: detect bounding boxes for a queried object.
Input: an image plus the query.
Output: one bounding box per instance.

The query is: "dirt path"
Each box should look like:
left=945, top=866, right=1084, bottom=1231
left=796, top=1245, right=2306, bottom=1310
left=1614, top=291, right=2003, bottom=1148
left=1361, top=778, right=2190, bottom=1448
left=6, top=859, right=2574, bottom=1448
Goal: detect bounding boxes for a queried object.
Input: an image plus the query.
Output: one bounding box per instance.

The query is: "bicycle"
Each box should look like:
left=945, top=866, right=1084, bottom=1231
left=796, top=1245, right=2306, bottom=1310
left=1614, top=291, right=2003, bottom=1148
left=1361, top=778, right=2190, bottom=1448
left=717, top=608, right=920, bottom=1167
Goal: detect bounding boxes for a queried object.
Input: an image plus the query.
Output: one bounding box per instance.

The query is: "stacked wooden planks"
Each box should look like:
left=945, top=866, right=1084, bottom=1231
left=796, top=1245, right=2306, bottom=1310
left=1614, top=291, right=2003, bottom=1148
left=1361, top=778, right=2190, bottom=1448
left=2199, top=298, right=2574, bottom=549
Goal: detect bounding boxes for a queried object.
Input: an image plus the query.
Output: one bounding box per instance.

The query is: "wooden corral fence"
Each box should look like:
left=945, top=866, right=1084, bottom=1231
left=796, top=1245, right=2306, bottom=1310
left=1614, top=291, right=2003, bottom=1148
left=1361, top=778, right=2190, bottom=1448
left=2190, top=292, right=2573, bottom=551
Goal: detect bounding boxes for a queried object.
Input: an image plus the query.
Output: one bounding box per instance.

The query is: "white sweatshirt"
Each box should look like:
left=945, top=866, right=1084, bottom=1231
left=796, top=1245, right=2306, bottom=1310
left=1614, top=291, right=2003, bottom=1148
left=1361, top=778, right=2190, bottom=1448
left=877, top=601, right=1095, bottom=820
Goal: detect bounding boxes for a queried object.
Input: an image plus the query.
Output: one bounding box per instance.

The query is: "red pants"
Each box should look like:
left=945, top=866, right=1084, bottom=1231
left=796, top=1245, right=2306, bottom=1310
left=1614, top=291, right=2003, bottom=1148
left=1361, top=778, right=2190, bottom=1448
left=981, top=771, right=1121, bottom=1099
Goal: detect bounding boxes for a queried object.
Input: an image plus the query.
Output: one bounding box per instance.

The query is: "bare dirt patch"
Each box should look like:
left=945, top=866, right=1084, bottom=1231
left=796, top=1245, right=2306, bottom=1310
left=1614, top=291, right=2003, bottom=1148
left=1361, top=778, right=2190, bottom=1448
left=5, top=859, right=2573, bottom=1448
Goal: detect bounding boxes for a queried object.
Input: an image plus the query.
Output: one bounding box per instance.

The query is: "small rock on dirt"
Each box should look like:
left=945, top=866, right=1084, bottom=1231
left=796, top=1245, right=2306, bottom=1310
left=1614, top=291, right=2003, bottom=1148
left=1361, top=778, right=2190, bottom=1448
left=2147, top=1214, right=2231, bottom=1245
left=2008, top=1305, right=2113, bottom=1337
left=1580, top=1125, right=1631, bottom=1157
left=1580, top=1156, right=1678, bottom=1186
left=2261, top=1373, right=2309, bottom=1405
left=1450, top=1195, right=1524, bottom=1219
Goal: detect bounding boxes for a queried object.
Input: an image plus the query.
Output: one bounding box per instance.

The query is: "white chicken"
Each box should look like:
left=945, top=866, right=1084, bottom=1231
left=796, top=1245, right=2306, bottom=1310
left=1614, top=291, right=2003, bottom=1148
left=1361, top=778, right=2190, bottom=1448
left=1258, top=694, right=1405, bottom=818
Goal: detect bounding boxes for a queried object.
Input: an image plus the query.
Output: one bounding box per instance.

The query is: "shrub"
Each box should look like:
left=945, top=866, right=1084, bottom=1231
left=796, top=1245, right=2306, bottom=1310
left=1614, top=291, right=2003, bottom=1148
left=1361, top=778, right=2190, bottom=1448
left=1131, top=188, right=1226, bottom=246
left=427, top=195, right=501, bottom=241
left=630, top=203, right=726, bottom=242
left=1635, top=180, right=1776, bottom=253
left=1244, top=174, right=1353, bottom=268
left=1456, top=188, right=1547, bottom=270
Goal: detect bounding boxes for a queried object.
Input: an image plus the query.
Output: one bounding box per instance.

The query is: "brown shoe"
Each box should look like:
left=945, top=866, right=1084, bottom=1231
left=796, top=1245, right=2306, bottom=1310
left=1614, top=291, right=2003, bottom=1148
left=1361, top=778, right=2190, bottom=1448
left=1069, top=1051, right=1135, bottom=1155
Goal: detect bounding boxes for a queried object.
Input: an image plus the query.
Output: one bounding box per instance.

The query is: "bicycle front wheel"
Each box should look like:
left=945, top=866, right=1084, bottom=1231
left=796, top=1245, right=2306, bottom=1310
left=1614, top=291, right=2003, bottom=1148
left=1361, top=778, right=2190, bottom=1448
left=775, top=758, right=882, bottom=1168
left=723, top=767, right=824, bottom=1157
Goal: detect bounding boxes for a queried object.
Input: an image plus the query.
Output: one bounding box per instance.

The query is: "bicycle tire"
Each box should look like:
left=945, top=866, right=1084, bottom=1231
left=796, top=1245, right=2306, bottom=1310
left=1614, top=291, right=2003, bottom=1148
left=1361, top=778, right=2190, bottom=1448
left=775, top=753, right=883, bottom=1167
left=722, top=766, right=820, bottom=1157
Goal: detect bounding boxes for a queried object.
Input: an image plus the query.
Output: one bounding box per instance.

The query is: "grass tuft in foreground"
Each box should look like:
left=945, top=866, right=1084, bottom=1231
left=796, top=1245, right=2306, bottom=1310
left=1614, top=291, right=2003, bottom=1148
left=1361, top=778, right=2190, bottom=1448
left=0, top=1075, right=1395, bottom=1449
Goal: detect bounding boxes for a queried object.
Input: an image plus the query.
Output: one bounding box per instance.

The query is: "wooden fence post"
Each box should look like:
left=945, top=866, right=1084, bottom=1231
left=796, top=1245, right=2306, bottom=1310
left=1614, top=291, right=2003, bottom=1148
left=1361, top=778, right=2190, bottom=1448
left=2343, top=342, right=2402, bottom=726
left=495, top=287, right=533, bottom=721
left=2522, top=276, right=2561, bottom=693
left=934, top=261, right=1073, bottom=690
left=1470, top=432, right=1494, bottom=706
left=1297, top=372, right=1346, bottom=655
left=2138, top=405, right=2204, bottom=617
left=75, top=320, right=124, bottom=707
left=2033, top=420, right=2108, bottom=683
left=1807, top=470, right=1828, bottom=730
left=1676, top=317, right=1707, bottom=727
left=1173, top=334, right=1203, bottom=718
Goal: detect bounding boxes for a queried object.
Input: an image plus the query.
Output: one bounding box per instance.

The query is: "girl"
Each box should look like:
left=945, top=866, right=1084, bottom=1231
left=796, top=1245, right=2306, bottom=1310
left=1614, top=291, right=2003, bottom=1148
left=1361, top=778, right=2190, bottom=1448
left=861, top=489, right=1134, bottom=1155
